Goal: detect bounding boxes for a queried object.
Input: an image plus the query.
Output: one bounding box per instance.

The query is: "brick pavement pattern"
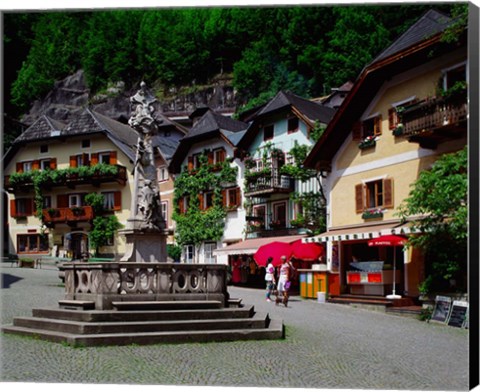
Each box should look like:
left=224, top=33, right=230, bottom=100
left=0, top=265, right=469, bottom=389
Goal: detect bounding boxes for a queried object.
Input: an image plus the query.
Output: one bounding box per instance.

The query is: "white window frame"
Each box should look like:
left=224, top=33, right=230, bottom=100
left=185, top=245, right=195, bottom=264
left=161, top=201, right=168, bottom=221
left=69, top=194, right=82, bottom=207
left=40, top=159, right=51, bottom=170
left=102, top=192, right=116, bottom=210
left=158, top=166, right=169, bottom=182
left=23, top=161, right=32, bottom=172
left=204, top=242, right=217, bottom=264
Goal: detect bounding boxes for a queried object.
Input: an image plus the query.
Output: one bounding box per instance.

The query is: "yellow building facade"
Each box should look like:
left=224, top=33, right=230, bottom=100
left=304, top=10, right=467, bottom=299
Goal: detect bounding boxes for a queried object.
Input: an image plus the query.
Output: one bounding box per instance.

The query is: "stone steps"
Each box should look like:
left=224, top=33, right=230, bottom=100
left=2, top=299, right=284, bottom=346
left=2, top=319, right=284, bottom=347
left=11, top=312, right=270, bottom=335
left=32, top=306, right=255, bottom=322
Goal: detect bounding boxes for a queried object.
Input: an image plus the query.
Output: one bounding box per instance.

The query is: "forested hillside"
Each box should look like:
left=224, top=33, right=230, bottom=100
left=4, top=4, right=463, bottom=124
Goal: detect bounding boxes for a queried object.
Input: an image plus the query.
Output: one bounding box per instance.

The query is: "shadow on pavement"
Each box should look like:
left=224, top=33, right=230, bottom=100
left=1, top=273, right=24, bottom=289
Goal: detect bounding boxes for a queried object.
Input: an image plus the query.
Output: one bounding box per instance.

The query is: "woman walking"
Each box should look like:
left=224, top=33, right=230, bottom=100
left=265, top=257, right=276, bottom=301
left=275, top=256, right=291, bottom=307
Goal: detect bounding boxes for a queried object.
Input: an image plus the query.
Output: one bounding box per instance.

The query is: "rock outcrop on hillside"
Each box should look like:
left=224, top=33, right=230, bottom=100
left=20, top=70, right=238, bottom=127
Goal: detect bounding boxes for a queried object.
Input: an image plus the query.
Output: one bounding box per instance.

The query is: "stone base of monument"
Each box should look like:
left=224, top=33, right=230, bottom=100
left=2, top=300, right=284, bottom=347
left=120, top=226, right=168, bottom=263
left=1, top=262, right=285, bottom=346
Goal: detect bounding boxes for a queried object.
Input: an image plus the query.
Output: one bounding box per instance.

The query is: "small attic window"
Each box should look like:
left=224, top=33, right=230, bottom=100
left=40, top=145, right=48, bottom=153
left=82, top=139, right=91, bottom=148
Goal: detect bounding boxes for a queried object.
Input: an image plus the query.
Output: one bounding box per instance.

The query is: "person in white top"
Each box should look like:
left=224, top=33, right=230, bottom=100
left=264, top=257, right=276, bottom=302
left=275, top=255, right=292, bottom=307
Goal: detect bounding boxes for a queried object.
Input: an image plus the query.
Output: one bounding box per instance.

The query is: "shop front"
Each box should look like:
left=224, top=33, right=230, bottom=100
left=303, top=221, right=422, bottom=299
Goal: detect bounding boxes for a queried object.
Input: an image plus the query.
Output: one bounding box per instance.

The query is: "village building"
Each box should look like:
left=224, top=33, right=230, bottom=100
left=3, top=108, right=139, bottom=259
left=168, top=109, right=249, bottom=264
left=303, top=10, right=467, bottom=299
left=214, top=90, right=336, bottom=286
left=152, top=114, right=188, bottom=246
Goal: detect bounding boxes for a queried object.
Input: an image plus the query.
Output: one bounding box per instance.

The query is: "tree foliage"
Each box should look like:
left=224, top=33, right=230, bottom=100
left=397, top=147, right=468, bottom=293
left=5, top=4, right=458, bottom=117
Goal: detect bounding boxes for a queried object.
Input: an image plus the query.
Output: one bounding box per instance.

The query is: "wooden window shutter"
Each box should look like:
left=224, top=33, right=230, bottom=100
left=26, top=198, right=34, bottom=216
left=187, top=157, right=193, bottom=171
left=32, top=160, right=40, bottom=171
left=388, top=108, right=396, bottom=130
left=83, top=153, right=90, bottom=166
left=16, top=162, right=23, bottom=173
left=383, top=178, right=394, bottom=208
left=10, top=199, right=16, bottom=217
left=57, top=194, right=69, bottom=208
left=91, top=153, right=99, bottom=166
left=49, top=158, right=57, bottom=170
left=221, top=189, right=227, bottom=207
left=110, top=151, right=117, bottom=165
left=208, top=151, right=214, bottom=165
left=355, top=184, right=365, bottom=213
left=178, top=198, right=185, bottom=214
left=219, top=148, right=226, bottom=162
left=352, top=121, right=362, bottom=140
left=70, top=155, right=77, bottom=168
left=235, top=187, right=241, bottom=207
left=198, top=193, right=204, bottom=211
left=113, top=191, right=122, bottom=211
left=374, top=115, right=382, bottom=136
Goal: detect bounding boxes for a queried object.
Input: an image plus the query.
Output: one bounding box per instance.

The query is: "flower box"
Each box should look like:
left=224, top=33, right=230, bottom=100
left=358, top=137, right=377, bottom=150
left=362, top=210, right=384, bottom=220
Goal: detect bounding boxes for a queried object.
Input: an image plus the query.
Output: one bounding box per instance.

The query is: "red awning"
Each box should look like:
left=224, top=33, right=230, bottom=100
left=213, top=235, right=307, bottom=256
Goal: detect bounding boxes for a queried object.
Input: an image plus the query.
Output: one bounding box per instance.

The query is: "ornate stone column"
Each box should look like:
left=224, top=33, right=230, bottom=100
left=120, top=82, right=168, bottom=262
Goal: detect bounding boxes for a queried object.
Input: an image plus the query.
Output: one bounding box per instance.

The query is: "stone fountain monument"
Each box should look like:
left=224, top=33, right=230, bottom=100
left=120, top=82, right=168, bottom=262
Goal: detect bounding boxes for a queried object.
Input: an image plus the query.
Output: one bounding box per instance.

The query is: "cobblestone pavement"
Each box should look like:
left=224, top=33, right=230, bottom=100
left=0, top=265, right=470, bottom=390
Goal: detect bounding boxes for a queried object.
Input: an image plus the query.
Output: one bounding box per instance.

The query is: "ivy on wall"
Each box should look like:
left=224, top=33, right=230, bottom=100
left=172, top=151, right=238, bottom=250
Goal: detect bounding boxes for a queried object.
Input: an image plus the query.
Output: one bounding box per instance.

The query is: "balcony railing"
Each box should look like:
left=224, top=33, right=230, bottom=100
left=245, top=214, right=307, bottom=239
left=4, top=164, right=127, bottom=193
left=244, top=169, right=294, bottom=196
left=43, top=206, right=94, bottom=225
left=401, top=92, right=467, bottom=148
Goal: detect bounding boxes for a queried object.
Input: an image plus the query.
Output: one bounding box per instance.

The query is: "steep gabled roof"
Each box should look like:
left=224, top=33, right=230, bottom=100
left=372, top=10, right=452, bottom=64
left=7, top=108, right=139, bottom=163
left=152, top=135, right=179, bottom=164
left=304, top=9, right=465, bottom=171
left=13, top=115, right=66, bottom=143
left=237, top=90, right=336, bottom=150
left=184, top=110, right=248, bottom=140
left=169, top=110, right=248, bottom=173
left=255, top=90, right=336, bottom=124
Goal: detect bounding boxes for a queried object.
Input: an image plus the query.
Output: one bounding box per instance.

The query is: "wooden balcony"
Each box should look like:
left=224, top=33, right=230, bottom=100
left=244, top=169, right=294, bottom=197
left=401, top=92, right=467, bottom=149
left=4, top=164, right=127, bottom=193
left=43, top=206, right=94, bottom=226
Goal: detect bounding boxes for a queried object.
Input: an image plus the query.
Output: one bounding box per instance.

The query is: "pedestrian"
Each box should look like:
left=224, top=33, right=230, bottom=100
left=275, top=255, right=291, bottom=307
left=265, top=257, right=276, bottom=301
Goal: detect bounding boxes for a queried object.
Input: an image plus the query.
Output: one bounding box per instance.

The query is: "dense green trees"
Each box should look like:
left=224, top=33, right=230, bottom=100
left=5, top=4, right=457, bottom=118
left=397, top=147, right=468, bottom=293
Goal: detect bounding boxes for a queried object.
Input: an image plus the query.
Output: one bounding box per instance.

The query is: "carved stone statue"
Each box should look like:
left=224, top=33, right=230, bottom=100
left=127, top=81, right=164, bottom=231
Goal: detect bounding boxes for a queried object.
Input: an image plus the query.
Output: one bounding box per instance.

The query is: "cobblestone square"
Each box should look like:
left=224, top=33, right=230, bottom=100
left=0, top=265, right=470, bottom=390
